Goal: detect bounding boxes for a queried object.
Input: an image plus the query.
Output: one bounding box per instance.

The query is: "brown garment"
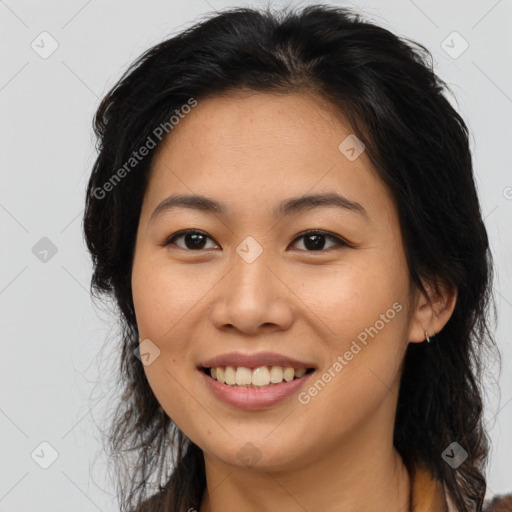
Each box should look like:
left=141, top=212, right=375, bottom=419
left=411, top=462, right=450, bottom=512
left=411, top=462, right=512, bottom=512
left=485, top=495, right=512, bottom=512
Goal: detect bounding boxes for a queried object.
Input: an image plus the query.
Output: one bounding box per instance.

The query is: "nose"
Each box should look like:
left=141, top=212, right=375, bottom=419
left=209, top=248, right=294, bottom=335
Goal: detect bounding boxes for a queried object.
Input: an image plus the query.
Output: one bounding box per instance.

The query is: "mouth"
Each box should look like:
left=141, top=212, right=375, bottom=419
left=201, top=365, right=315, bottom=388
left=198, top=352, right=317, bottom=409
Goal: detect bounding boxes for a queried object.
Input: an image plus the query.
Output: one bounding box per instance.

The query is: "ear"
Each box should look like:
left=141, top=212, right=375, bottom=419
left=408, top=278, right=457, bottom=343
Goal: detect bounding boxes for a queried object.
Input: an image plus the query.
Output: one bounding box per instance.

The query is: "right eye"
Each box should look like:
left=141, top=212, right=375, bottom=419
left=163, top=229, right=219, bottom=251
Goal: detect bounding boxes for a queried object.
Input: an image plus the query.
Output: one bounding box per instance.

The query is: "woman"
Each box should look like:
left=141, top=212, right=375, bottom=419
left=82, top=4, right=511, bottom=512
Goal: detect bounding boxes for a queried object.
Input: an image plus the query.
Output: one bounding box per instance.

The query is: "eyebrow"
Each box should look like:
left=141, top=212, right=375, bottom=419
left=149, top=192, right=368, bottom=222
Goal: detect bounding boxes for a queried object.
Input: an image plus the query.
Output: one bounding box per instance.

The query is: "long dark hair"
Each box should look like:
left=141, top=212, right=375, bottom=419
left=83, top=4, right=499, bottom=511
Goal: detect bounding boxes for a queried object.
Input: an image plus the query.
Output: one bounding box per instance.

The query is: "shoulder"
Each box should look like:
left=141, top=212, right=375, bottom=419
left=484, top=493, right=512, bottom=512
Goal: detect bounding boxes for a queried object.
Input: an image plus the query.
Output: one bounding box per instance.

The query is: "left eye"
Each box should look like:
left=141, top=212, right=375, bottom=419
left=290, top=230, right=347, bottom=251
left=163, top=229, right=347, bottom=252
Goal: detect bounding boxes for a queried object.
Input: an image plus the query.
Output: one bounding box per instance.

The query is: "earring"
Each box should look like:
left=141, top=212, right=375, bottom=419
left=425, top=330, right=430, bottom=343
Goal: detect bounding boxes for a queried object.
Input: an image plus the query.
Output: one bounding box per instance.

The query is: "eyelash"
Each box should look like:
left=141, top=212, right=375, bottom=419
left=162, top=229, right=350, bottom=252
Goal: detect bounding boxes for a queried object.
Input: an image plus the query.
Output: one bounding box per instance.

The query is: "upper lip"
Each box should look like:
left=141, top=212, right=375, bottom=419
left=200, top=351, right=316, bottom=370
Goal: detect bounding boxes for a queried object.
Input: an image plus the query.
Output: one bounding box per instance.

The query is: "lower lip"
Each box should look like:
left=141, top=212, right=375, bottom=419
left=200, top=370, right=314, bottom=410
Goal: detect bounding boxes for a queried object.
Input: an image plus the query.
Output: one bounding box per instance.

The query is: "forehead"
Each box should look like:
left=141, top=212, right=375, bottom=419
left=144, top=90, right=395, bottom=225
left=155, top=90, right=354, bottom=158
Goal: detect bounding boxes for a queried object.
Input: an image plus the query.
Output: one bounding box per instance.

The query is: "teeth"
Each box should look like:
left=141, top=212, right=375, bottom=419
left=294, top=368, right=306, bottom=378
left=283, top=367, right=294, bottom=382
left=235, top=367, right=252, bottom=386
left=252, top=366, right=270, bottom=386
left=224, top=366, right=236, bottom=385
left=269, top=366, right=283, bottom=383
left=208, top=365, right=310, bottom=387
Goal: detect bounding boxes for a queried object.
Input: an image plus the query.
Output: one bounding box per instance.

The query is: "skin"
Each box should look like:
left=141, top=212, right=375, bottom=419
left=131, top=90, right=457, bottom=512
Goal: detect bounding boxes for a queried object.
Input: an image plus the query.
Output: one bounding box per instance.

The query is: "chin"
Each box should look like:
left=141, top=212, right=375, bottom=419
left=200, top=433, right=311, bottom=472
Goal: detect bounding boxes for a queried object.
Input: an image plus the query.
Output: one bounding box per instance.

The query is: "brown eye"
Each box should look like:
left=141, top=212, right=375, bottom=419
left=163, top=229, right=348, bottom=252
left=164, top=230, right=218, bottom=250
left=290, top=230, right=348, bottom=251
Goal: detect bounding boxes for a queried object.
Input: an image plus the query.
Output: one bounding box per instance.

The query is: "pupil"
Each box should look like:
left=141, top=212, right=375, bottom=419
left=186, top=233, right=206, bottom=249
left=305, top=234, right=325, bottom=250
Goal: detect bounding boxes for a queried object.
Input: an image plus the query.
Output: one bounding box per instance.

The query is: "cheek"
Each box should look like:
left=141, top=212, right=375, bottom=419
left=298, top=273, right=409, bottom=439
left=131, top=252, right=207, bottom=341
left=130, top=251, right=219, bottom=425
left=301, top=251, right=411, bottom=415
left=303, top=255, right=409, bottom=349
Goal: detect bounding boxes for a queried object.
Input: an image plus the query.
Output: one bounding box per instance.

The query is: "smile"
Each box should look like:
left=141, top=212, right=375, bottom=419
left=200, top=365, right=315, bottom=410
left=204, top=365, right=314, bottom=387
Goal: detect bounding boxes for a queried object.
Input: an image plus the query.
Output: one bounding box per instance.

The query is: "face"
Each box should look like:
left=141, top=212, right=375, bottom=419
left=131, top=90, right=420, bottom=472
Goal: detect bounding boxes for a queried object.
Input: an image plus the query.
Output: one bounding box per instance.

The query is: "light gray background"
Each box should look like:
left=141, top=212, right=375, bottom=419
left=1, top=0, right=511, bottom=510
